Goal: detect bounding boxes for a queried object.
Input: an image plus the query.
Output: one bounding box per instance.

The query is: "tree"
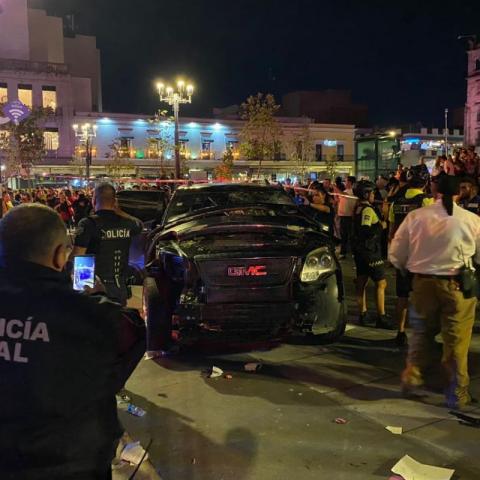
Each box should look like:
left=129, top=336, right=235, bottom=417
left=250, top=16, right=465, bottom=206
left=239, top=93, right=282, bottom=174
left=284, top=120, right=314, bottom=181
left=0, top=105, right=49, bottom=178
left=214, top=148, right=234, bottom=181
left=104, top=139, right=134, bottom=178
left=325, top=153, right=339, bottom=179
left=146, top=110, right=174, bottom=176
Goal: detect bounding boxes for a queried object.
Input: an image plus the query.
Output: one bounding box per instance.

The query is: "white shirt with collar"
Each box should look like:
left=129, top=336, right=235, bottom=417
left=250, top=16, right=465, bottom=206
left=389, top=199, right=480, bottom=276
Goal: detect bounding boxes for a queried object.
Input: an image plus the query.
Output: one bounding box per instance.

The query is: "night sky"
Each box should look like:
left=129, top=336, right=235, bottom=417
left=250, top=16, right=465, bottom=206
left=37, top=0, right=480, bottom=126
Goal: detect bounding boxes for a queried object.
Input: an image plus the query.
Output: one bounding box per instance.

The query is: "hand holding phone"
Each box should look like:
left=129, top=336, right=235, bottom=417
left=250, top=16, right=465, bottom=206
left=73, top=255, right=96, bottom=291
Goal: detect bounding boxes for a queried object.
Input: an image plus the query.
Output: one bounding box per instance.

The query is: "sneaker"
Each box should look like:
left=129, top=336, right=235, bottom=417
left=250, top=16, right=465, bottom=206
left=395, top=331, right=408, bottom=347
left=375, top=315, right=395, bottom=330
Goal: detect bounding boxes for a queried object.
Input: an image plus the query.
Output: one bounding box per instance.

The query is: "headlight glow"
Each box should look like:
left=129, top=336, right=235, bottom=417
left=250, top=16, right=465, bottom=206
left=300, top=248, right=336, bottom=283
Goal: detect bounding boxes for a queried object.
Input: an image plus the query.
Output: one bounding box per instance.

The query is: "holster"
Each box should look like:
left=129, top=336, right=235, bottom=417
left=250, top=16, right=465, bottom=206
left=459, top=266, right=479, bottom=299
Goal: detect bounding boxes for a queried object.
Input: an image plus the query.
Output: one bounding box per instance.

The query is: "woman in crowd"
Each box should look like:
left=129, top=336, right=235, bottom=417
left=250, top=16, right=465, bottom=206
left=303, top=183, right=335, bottom=237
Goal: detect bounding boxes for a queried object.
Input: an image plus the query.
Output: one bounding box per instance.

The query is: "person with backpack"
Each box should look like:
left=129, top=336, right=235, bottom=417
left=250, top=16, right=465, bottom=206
left=388, top=166, right=433, bottom=346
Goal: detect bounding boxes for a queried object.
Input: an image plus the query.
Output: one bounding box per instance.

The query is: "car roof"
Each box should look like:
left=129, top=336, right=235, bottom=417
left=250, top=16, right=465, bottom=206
left=176, top=182, right=283, bottom=192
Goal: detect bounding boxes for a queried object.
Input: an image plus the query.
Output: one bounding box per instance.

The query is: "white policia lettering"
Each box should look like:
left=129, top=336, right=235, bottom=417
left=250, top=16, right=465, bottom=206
left=0, top=317, right=50, bottom=364
left=101, top=229, right=131, bottom=240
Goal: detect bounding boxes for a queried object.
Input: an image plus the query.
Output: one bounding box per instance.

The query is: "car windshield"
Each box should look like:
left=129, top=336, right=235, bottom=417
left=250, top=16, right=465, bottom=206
left=165, top=187, right=295, bottom=223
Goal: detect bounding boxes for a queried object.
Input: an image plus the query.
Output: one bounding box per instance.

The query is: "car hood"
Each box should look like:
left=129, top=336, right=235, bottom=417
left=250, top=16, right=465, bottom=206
left=159, top=215, right=331, bottom=257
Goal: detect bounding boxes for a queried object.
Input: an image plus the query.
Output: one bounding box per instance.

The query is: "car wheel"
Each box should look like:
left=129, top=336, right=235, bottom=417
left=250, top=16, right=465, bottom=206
left=316, top=301, right=347, bottom=343
left=143, top=276, right=172, bottom=351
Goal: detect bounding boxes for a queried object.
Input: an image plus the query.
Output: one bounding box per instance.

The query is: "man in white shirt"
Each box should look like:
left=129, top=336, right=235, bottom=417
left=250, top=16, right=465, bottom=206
left=389, top=175, right=480, bottom=409
left=337, top=176, right=357, bottom=260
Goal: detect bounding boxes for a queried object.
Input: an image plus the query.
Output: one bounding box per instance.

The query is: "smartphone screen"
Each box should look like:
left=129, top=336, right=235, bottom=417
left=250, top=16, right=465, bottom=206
left=73, top=255, right=96, bottom=291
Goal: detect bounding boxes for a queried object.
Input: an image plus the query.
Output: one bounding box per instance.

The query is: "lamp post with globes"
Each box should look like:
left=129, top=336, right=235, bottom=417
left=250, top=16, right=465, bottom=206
left=156, top=80, right=194, bottom=179
left=73, top=122, right=97, bottom=181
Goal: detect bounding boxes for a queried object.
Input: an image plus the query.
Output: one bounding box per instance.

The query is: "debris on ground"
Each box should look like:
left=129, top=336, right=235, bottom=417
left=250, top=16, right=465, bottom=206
left=209, top=366, right=224, bottom=378
left=120, top=441, right=149, bottom=465
left=385, top=426, right=403, bottom=435
left=391, top=455, right=455, bottom=480
left=191, top=458, right=197, bottom=465
left=449, top=410, right=480, bottom=427
left=334, top=417, right=348, bottom=424
left=126, top=404, right=146, bottom=417
left=224, top=374, right=233, bottom=380
left=244, top=362, right=262, bottom=372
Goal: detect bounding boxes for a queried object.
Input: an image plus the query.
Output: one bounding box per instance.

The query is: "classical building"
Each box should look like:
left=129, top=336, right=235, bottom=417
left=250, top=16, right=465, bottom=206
left=0, top=0, right=355, bottom=181
left=464, top=40, right=480, bottom=147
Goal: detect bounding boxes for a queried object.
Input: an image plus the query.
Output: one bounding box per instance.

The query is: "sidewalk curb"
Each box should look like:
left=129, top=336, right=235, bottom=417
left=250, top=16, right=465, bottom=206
left=112, top=432, right=162, bottom=480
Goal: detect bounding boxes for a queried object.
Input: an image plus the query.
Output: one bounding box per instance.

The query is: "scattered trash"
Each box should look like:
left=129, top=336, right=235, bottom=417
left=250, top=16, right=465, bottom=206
left=209, top=366, right=224, bottom=378
left=298, top=393, right=303, bottom=396
left=224, top=374, right=233, bottom=380
left=391, top=455, right=455, bottom=480
left=449, top=410, right=480, bottom=427
left=117, top=392, right=131, bottom=403
left=385, top=426, right=403, bottom=435
left=334, top=417, right=348, bottom=424
left=126, top=404, right=146, bottom=417
left=120, top=441, right=149, bottom=465
left=244, top=362, right=262, bottom=372
left=191, top=458, right=197, bottom=465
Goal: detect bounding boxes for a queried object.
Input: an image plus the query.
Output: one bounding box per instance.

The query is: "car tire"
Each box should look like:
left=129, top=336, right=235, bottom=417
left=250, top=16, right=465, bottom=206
left=316, top=301, right=347, bottom=344
left=143, top=276, right=172, bottom=351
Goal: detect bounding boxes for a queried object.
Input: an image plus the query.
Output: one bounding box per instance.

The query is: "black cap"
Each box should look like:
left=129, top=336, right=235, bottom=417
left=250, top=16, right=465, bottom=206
left=437, top=175, right=460, bottom=196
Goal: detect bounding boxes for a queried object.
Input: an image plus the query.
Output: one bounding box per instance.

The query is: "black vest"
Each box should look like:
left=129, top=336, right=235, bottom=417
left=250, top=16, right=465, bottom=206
left=392, top=193, right=425, bottom=233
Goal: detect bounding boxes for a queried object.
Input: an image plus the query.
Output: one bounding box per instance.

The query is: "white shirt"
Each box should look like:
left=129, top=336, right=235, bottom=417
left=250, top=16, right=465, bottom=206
left=337, top=188, right=357, bottom=217
left=389, top=199, right=480, bottom=275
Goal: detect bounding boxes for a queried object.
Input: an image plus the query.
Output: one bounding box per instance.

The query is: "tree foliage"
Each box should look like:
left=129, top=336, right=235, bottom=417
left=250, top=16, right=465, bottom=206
left=239, top=93, right=282, bottom=169
left=0, top=106, right=49, bottom=178
left=104, top=139, right=134, bottom=178
left=214, top=148, right=234, bottom=181
left=284, top=120, right=314, bottom=180
left=147, top=110, right=175, bottom=175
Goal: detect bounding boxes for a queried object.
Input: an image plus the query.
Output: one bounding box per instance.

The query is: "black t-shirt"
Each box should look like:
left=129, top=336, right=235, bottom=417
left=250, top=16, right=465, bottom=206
left=74, top=210, right=142, bottom=281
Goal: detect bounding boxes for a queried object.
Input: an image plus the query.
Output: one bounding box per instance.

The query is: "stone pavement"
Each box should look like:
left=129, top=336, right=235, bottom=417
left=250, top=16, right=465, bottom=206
left=117, top=262, right=479, bottom=480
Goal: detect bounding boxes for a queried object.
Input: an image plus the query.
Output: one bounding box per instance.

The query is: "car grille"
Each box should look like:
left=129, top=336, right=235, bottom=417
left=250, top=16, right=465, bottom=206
left=197, top=257, right=295, bottom=287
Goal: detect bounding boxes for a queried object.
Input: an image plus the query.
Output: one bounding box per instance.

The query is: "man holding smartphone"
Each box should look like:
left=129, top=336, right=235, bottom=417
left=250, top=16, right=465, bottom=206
left=0, top=204, right=145, bottom=479
left=72, top=183, right=143, bottom=306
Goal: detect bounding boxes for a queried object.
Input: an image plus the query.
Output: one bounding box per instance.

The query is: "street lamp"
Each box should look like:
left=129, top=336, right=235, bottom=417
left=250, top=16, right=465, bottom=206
left=156, top=79, right=194, bottom=179
left=73, top=122, right=97, bottom=181
left=444, top=108, right=449, bottom=156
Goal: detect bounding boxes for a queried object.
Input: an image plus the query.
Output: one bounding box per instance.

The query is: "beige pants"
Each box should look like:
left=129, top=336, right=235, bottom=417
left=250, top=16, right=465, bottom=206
left=402, top=276, right=476, bottom=407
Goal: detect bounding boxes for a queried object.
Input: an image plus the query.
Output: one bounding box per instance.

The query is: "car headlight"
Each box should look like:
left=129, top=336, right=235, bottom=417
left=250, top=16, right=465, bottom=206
left=300, top=248, right=336, bottom=283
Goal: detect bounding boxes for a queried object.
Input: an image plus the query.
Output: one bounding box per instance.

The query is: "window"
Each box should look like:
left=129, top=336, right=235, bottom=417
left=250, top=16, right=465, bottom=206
left=336, top=144, right=345, bottom=161
left=44, top=129, right=59, bottom=151
left=42, top=86, right=57, bottom=110
left=179, top=140, right=190, bottom=159
left=18, top=84, right=32, bottom=108
left=147, top=139, right=160, bottom=159
left=315, top=143, right=323, bottom=161
left=201, top=141, right=212, bottom=159
left=119, top=137, right=133, bottom=158
left=0, top=83, right=7, bottom=104
left=226, top=140, right=239, bottom=158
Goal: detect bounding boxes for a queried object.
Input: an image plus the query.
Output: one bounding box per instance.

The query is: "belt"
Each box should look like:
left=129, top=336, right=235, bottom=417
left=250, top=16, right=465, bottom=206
left=414, top=273, right=458, bottom=281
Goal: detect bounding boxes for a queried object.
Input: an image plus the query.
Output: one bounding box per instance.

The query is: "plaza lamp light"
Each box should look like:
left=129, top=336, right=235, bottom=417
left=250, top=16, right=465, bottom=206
left=73, top=122, right=97, bottom=180
left=156, top=80, right=194, bottom=179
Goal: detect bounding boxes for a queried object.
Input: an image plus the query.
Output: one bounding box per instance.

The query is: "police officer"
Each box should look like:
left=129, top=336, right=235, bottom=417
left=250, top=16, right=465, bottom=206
left=352, top=180, right=390, bottom=329
left=73, top=183, right=143, bottom=306
left=390, top=175, right=480, bottom=409
left=458, top=177, right=480, bottom=214
left=0, top=204, right=145, bottom=479
left=388, top=165, right=433, bottom=346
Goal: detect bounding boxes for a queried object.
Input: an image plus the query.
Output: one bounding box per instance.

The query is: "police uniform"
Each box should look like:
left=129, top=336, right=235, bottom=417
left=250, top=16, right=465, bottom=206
left=0, top=259, right=145, bottom=479
left=389, top=189, right=434, bottom=298
left=74, top=210, right=143, bottom=306
left=458, top=195, right=480, bottom=215
left=390, top=196, right=480, bottom=409
left=352, top=201, right=385, bottom=281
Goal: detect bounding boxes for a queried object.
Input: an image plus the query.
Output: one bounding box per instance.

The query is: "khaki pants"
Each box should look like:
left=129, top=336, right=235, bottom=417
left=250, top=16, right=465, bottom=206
left=402, top=276, right=476, bottom=407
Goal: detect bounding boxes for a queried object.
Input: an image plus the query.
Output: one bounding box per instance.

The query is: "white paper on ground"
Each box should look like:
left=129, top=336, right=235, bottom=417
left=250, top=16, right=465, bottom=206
left=385, top=426, right=403, bottom=435
left=391, top=455, right=455, bottom=480
left=209, top=366, right=224, bottom=378
left=120, top=441, right=149, bottom=465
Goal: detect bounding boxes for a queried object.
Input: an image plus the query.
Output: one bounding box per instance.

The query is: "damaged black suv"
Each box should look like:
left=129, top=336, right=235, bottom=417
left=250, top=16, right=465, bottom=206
left=143, top=183, right=347, bottom=350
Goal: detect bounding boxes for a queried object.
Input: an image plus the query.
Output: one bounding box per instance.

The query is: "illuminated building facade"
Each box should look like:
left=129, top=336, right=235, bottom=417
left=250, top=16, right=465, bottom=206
left=464, top=41, right=480, bottom=147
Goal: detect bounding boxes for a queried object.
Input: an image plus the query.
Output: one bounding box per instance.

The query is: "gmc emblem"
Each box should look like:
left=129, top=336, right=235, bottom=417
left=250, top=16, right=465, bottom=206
left=227, top=265, right=267, bottom=277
